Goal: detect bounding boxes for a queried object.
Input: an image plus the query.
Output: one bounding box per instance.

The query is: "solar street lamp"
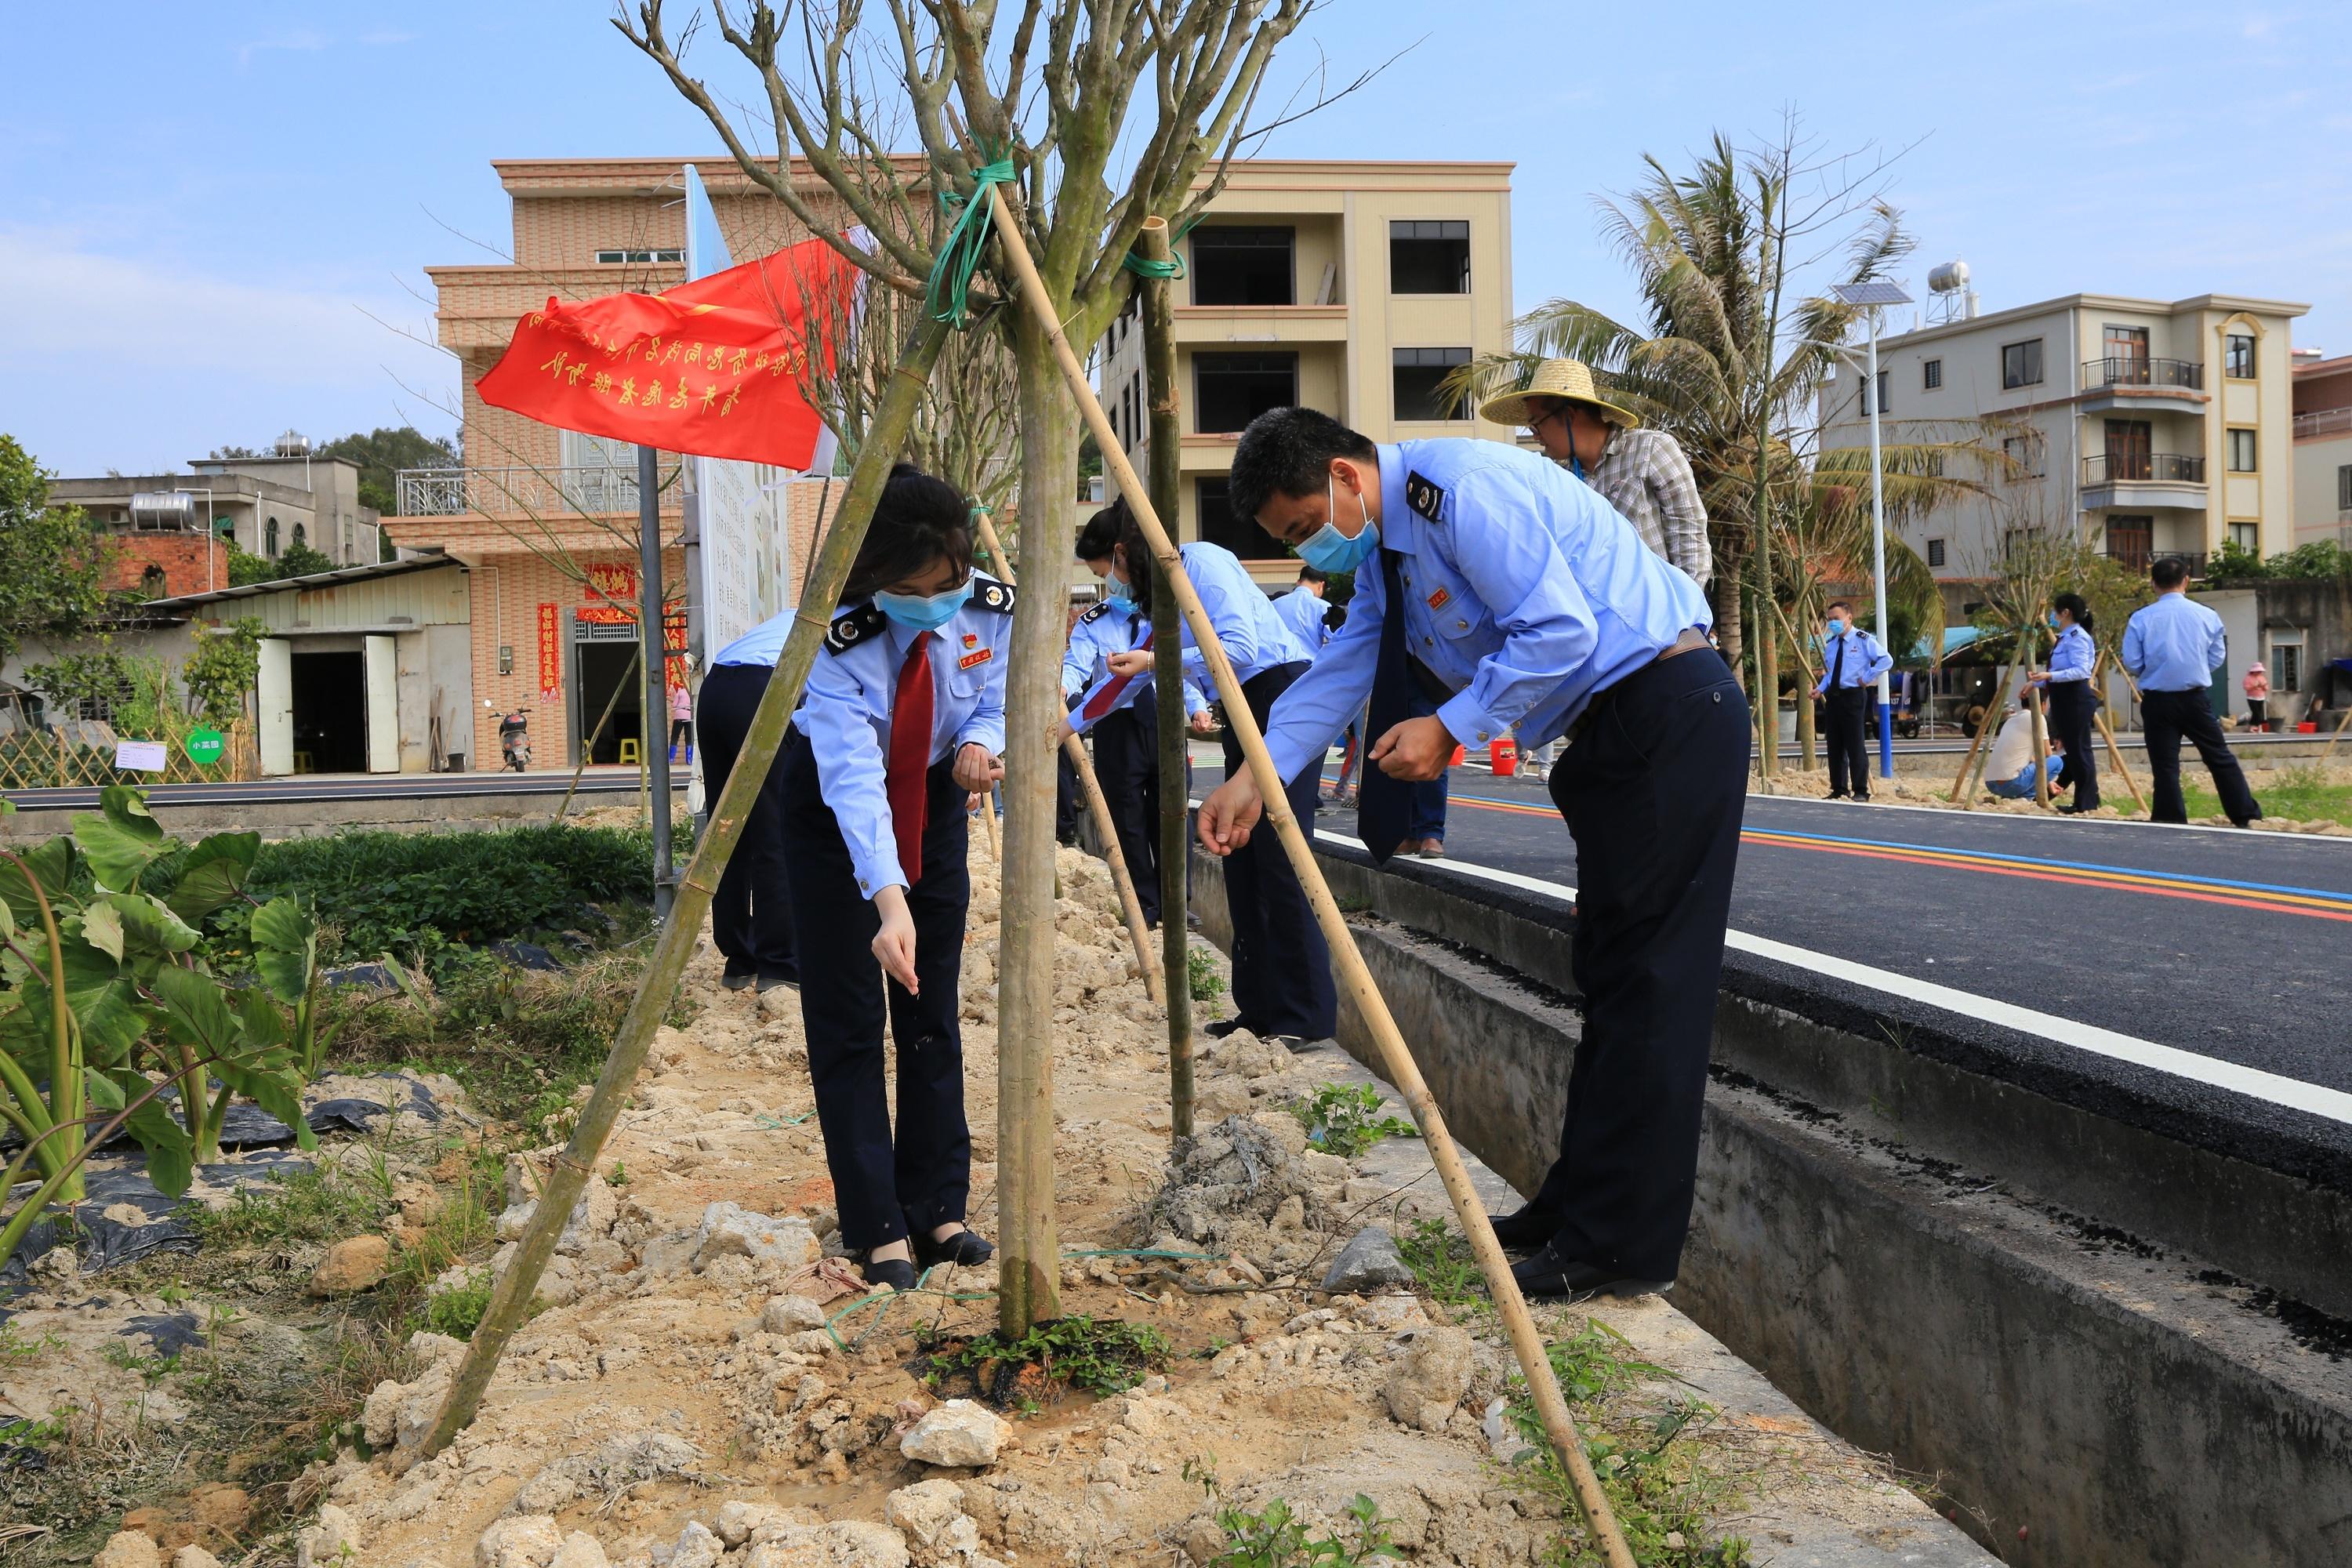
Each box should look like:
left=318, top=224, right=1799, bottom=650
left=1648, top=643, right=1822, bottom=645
left=1831, top=281, right=1914, bottom=777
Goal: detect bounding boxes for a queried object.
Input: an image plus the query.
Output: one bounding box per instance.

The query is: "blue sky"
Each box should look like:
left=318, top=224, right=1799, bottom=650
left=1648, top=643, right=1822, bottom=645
left=3, top=2, right=2346, bottom=478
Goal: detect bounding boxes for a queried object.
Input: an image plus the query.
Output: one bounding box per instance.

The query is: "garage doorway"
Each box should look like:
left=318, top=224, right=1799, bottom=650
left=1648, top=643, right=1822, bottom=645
left=574, top=637, right=645, bottom=765
left=290, top=651, right=367, bottom=774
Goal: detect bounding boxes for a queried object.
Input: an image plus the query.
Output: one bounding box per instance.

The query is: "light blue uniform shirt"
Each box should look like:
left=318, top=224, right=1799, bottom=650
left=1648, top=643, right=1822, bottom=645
left=1813, top=626, right=1893, bottom=693
left=1071, top=542, right=1310, bottom=734
left=712, top=607, right=795, bottom=668
left=2122, top=591, right=2227, bottom=693
left=1273, top=583, right=1333, bottom=654
left=2045, top=622, right=2096, bottom=684
left=1261, top=439, right=1711, bottom=783
left=791, top=575, right=1014, bottom=897
left=1061, top=600, right=1209, bottom=718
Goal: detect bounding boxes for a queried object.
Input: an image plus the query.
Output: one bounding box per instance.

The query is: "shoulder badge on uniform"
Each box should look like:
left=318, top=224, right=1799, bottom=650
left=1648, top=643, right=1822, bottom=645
left=973, top=576, right=1017, bottom=615
left=823, top=604, right=888, bottom=655
left=1406, top=470, right=1446, bottom=523
left=1078, top=599, right=1116, bottom=624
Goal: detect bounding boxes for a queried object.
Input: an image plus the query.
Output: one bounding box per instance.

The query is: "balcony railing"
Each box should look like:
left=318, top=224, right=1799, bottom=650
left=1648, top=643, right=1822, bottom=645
left=2294, top=405, right=2352, bottom=439
left=2082, top=356, right=2205, bottom=391
left=2104, top=547, right=2205, bottom=575
left=395, top=464, right=683, bottom=518
left=2082, top=452, right=2205, bottom=486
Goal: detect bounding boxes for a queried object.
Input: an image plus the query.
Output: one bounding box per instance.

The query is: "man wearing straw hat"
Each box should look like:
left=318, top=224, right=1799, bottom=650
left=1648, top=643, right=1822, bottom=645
left=1479, top=358, right=1713, bottom=590
left=1202, top=406, right=1750, bottom=1302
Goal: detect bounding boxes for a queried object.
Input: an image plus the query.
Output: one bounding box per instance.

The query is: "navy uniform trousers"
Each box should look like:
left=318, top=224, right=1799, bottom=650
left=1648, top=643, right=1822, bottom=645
left=2046, top=681, right=2100, bottom=810
left=696, top=663, right=797, bottom=983
left=778, top=728, right=971, bottom=1252
left=1221, top=662, right=1338, bottom=1040
left=1091, top=695, right=1163, bottom=925
left=1529, top=648, right=1751, bottom=1282
left=1824, top=684, right=1872, bottom=797
left=2140, top=688, right=2262, bottom=826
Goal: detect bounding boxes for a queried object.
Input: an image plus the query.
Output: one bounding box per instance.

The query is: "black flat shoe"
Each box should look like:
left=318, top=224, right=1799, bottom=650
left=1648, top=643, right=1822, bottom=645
left=913, top=1228, right=995, bottom=1269
left=861, top=1254, right=917, bottom=1292
left=720, top=968, right=757, bottom=991
left=1203, top=1018, right=1247, bottom=1039
left=1486, top=1205, right=1563, bottom=1250
left=756, top=973, right=799, bottom=994
left=1509, top=1242, right=1672, bottom=1301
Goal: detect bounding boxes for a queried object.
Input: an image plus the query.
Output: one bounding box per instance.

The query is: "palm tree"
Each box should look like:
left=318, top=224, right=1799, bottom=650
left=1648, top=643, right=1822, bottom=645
left=1445, top=133, right=1998, bottom=769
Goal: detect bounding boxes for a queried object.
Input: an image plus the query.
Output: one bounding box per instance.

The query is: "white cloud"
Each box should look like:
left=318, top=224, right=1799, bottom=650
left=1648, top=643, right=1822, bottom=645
left=234, top=30, right=328, bottom=67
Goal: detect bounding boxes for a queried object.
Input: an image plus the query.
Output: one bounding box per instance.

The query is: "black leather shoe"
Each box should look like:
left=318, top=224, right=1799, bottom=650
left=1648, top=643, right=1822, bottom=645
left=861, top=1254, right=917, bottom=1292
left=913, top=1228, right=995, bottom=1270
left=756, top=973, right=799, bottom=995
left=1509, top=1243, right=1673, bottom=1301
left=1486, top=1205, right=1563, bottom=1250
left=1203, top=1018, right=1247, bottom=1039
left=1267, top=1034, right=1328, bottom=1054
left=720, top=967, right=757, bottom=991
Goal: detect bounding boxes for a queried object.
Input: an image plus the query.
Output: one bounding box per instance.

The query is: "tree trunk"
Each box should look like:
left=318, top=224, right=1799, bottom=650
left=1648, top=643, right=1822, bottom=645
left=1710, top=545, right=1744, bottom=668
left=1796, top=680, right=1817, bottom=771
left=997, top=314, right=1071, bottom=1338
left=1139, top=219, right=1194, bottom=1142
left=1751, top=517, right=1780, bottom=781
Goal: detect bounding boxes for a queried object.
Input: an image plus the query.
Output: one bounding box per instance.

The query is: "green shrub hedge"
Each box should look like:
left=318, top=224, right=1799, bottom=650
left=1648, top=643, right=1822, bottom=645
left=245, top=822, right=657, bottom=961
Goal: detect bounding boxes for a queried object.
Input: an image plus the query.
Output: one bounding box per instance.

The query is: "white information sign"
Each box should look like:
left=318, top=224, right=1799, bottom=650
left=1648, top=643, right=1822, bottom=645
left=114, top=739, right=169, bottom=771
left=695, top=455, right=794, bottom=653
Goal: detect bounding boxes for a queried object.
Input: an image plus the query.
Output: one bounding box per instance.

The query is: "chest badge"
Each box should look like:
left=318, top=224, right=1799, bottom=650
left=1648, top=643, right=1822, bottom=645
left=958, top=647, right=993, bottom=670
left=1426, top=586, right=1451, bottom=612
left=962, top=632, right=979, bottom=649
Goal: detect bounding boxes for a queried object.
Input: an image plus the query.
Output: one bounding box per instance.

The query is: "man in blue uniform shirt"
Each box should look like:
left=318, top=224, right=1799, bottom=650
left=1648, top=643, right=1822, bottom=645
left=2122, top=557, right=2263, bottom=826
left=1273, top=564, right=1334, bottom=654
left=1812, top=601, right=1892, bottom=801
left=1197, top=408, right=1751, bottom=1300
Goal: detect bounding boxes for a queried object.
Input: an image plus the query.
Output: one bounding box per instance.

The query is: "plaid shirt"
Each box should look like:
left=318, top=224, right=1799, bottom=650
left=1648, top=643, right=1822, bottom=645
left=1570, top=428, right=1713, bottom=590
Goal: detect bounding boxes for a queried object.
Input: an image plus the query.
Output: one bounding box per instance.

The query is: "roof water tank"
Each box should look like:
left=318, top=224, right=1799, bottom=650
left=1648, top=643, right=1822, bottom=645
left=1928, top=261, right=1970, bottom=295
left=129, top=491, right=198, bottom=529
left=274, top=429, right=312, bottom=457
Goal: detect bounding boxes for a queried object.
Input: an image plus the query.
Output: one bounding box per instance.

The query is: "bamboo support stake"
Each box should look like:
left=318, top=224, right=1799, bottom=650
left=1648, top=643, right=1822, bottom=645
left=2323, top=700, right=2352, bottom=764
left=970, top=512, right=1162, bottom=1001
left=979, top=785, right=1001, bottom=860
left=986, top=184, right=1638, bottom=1568
left=2028, top=682, right=2053, bottom=808
left=1947, top=649, right=2023, bottom=804
left=558, top=644, right=642, bottom=822
left=2089, top=652, right=2149, bottom=813
left=1139, top=216, right=1195, bottom=1139
left=416, top=318, right=954, bottom=1462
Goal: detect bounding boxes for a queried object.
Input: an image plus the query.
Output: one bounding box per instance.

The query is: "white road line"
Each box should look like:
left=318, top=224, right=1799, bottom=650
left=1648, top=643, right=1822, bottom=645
left=1307, top=826, right=2352, bottom=1129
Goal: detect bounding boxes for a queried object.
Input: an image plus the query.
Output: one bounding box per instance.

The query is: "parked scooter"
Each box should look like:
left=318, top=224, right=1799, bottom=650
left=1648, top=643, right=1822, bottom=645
left=488, top=700, right=532, bottom=771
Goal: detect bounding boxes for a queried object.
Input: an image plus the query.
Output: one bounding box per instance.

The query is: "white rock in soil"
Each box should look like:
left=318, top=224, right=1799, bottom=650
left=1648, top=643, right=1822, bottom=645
left=691, top=1201, right=819, bottom=1270
left=169, top=1548, right=225, bottom=1568
left=714, top=1500, right=790, bottom=1548
left=899, top=1399, right=1009, bottom=1468
left=92, top=1534, right=160, bottom=1568
left=1382, top=1324, right=1474, bottom=1432
left=742, top=1523, right=912, bottom=1568
left=550, top=1535, right=609, bottom=1568
left=476, top=1515, right=564, bottom=1568
left=664, top=1520, right=724, bottom=1568
left=1319, top=1226, right=1416, bottom=1294
left=760, top=1294, right=829, bottom=1333
left=296, top=1504, right=361, bottom=1568
left=884, top=1479, right=982, bottom=1565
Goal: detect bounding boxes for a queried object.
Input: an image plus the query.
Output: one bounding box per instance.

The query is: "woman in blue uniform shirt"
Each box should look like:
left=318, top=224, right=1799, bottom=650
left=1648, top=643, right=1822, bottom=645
left=781, top=464, right=1011, bottom=1291
left=1062, top=504, right=1334, bottom=1047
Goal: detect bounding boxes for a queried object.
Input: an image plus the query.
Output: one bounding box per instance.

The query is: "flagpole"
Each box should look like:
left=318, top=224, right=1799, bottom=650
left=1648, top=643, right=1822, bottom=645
left=640, top=443, right=675, bottom=918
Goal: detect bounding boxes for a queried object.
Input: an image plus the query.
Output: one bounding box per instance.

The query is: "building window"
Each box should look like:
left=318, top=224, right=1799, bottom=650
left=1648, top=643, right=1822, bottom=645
left=1860, top=369, right=1890, bottom=417
left=2000, top=339, right=2043, bottom=390
left=1193, top=352, right=1298, bottom=434
left=2229, top=521, right=2258, bottom=552
left=140, top=564, right=167, bottom=597
left=2103, top=419, right=2151, bottom=481
left=2227, top=428, right=2258, bottom=472
left=2105, top=517, right=2153, bottom=569
left=1922, top=358, right=1943, bottom=390
left=2002, top=433, right=2045, bottom=477
left=1196, top=476, right=1286, bottom=561
left=265, top=517, right=279, bottom=557
left=1392, top=347, right=1472, bottom=422
left=292, top=521, right=307, bottom=549
left=595, top=248, right=683, bottom=263
left=2338, top=463, right=2352, bottom=511
left=1388, top=220, right=1470, bottom=295
left=1926, top=538, right=1946, bottom=567
left=1190, top=227, right=1295, bottom=307
left=2274, top=640, right=2303, bottom=695
left=2225, top=333, right=2256, bottom=379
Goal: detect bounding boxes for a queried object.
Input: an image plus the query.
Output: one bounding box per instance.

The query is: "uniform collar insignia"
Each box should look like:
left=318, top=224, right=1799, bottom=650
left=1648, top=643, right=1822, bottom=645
left=973, top=576, right=1017, bottom=614
left=1080, top=600, right=1114, bottom=623
left=1405, top=470, right=1445, bottom=523
left=822, top=604, right=888, bottom=655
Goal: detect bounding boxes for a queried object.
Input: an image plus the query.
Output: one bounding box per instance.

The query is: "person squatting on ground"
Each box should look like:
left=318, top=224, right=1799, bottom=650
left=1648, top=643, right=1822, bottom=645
left=1065, top=503, right=1333, bottom=1047
left=781, top=463, right=1008, bottom=1292
left=1199, top=407, right=1749, bottom=1301
left=1813, top=601, right=1893, bottom=801
left=2026, top=593, right=2100, bottom=812
left=1065, top=504, right=1214, bottom=926
left=2123, top=557, right=2264, bottom=828
left=1982, top=689, right=2066, bottom=800
left=699, top=616, right=801, bottom=994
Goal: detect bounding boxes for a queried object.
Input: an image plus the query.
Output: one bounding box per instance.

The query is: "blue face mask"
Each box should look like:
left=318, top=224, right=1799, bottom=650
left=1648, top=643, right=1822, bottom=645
left=873, top=579, right=972, bottom=632
left=1297, top=473, right=1380, bottom=574
left=1826, top=618, right=1846, bottom=637
left=2047, top=612, right=2062, bottom=630
left=1102, top=572, right=1135, bottom=606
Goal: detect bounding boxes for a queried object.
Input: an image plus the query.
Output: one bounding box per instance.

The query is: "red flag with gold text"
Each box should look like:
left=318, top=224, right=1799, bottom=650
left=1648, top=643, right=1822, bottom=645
left=475, top=238, right=858, bottom=471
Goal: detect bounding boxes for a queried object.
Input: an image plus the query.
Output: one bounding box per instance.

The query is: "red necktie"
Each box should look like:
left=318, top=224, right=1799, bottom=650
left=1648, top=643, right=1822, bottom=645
left=887, top=630, right=936, bottom=887
left=1079, top=626, right=1153, bottom=724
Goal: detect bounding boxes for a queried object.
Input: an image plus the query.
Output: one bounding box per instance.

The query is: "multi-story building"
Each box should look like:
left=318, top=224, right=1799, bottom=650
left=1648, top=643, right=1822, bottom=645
left=1092, top=160, right=1515, bottom=586
left=47, top=435, right=383, bottom=600
left=1817, top=292, right=2307, bottom=609
left=2291, top=351, right=2352, bottom=549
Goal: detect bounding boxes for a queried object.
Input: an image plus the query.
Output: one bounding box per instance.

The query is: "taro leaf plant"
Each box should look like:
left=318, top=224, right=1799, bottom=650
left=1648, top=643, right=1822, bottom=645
left=0, top=787, right=322, bottom=1266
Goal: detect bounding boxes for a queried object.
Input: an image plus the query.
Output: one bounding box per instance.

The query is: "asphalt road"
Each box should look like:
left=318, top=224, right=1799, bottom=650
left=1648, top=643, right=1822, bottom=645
left=1211, top=749, right=2352, bottom=1187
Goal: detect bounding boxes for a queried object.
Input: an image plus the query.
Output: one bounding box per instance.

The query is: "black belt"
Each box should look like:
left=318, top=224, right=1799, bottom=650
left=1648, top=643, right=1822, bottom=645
left=1406, top=655, right=1454, bottom=708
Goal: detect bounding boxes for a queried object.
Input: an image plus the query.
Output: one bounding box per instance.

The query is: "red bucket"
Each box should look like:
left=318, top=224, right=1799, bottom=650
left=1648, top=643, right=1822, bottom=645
left=1490, top=737, right=1519, bottom=776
